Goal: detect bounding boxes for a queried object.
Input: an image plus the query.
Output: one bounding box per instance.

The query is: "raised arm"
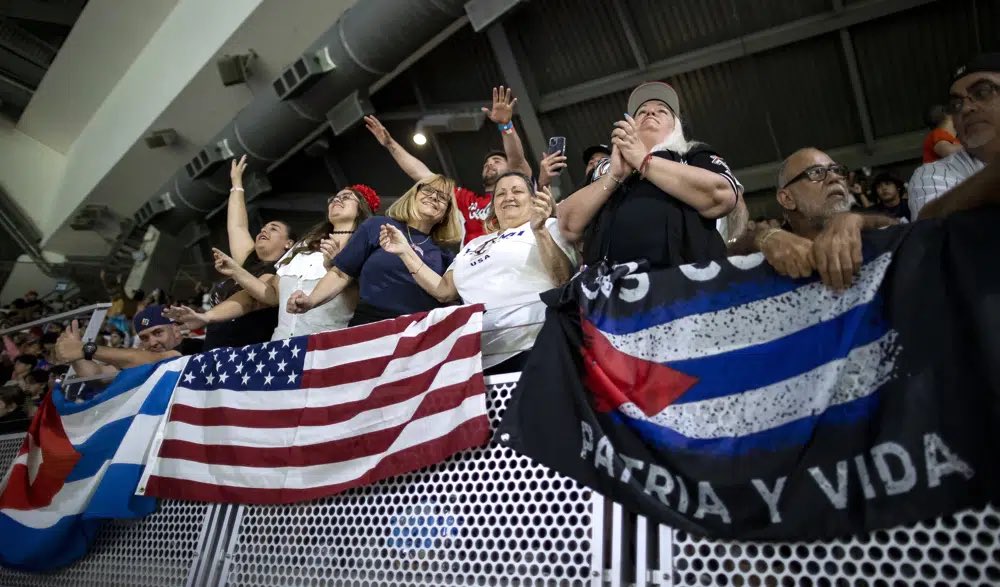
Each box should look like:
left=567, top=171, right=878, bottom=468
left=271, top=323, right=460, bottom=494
left=530, top=188, right=573, bottom=284
left=163, top=289, right=261, bottom=331
left=227, top=156, right=256, bottom=265
left=212, top=247, right=280, bottom=306
left=364, top=115, right=435, bottom=183
left=378, top=223, right=459, bottom=303
left=557, top=144, right=632, bottom=243
left=287, top=268, right=353, bottom=314
left=482, top=86, right=532, bottom=177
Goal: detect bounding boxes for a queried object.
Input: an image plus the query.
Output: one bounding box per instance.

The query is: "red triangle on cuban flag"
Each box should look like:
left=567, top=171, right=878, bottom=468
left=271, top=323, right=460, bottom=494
left=581, top=318, right=699, bottom=417
left=0, top=394, right=80, bottom=510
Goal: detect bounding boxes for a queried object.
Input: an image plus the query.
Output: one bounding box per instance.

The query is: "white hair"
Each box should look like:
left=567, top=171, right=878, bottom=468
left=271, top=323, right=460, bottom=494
left=650, top=115, right=697, bottom=155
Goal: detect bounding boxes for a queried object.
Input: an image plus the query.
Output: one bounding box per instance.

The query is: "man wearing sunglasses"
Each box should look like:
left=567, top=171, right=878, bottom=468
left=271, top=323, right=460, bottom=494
left=910, top=53, right=1000, bottom=220
left=730, top=148, right=898, bottom=290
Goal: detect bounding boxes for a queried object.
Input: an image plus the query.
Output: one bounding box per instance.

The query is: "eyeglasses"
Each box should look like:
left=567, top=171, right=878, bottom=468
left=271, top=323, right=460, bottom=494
left=781, top=163, right=849, bottom=189
left=945, top=80, right=1000, bottom=115
left=418, top=184, right=450, bottom=206
left=328, top=193, right=358, bottom=205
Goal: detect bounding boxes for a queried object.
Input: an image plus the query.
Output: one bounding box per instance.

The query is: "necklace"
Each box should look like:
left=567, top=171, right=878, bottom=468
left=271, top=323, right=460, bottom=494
left=406, top=225, right=431, bottom=256
left=329, top=230, right=354, bottom=235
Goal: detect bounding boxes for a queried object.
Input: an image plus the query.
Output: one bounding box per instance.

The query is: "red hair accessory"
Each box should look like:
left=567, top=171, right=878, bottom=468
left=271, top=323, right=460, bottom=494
left=349, top=184, right=380, bottom=212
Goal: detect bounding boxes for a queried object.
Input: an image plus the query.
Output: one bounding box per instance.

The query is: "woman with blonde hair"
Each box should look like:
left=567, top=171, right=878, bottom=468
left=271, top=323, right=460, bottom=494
left=378, top=171, right=577, bottom=372
left=288, top=174, right=463, bottom=326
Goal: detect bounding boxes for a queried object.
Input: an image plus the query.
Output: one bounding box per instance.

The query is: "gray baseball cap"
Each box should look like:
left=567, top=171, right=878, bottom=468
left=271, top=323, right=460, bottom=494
left=627, top=81, right=680, bottom=118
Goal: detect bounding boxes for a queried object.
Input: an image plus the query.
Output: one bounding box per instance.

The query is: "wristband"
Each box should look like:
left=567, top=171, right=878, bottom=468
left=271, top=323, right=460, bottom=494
left=497, top=121, right=513, bottom=134
left=230, top=187, right=244, bottom=192
left=639, top=153, right=654, bottom=178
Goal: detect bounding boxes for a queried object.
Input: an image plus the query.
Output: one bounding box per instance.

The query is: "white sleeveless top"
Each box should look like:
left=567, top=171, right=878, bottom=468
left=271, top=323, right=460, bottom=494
left=271, top=248, right=354, bottom=340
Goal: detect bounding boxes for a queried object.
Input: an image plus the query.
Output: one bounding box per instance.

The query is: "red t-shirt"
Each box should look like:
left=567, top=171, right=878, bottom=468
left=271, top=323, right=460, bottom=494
left=922, top=128, right=958, bottom=163
left=454, top=186, right=493, bottom=244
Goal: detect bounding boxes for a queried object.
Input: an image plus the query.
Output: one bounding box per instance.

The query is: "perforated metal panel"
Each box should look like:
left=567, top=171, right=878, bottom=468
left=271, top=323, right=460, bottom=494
left=220, top=375, right=597, bottom=586
left=0, top=433, right=216, bottom=586
left=668, top=505, right=1000, bottom=586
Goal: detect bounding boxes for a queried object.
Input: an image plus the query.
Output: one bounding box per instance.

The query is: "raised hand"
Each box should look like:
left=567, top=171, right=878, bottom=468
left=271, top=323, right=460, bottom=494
left=162, top=305, right=209, bottom=330
left=530, top=187, right=555, bottom=231
left=230, top=155, right=248, bottom=188
left=363, top=115, right=393, bottom=147
left=53, top=319, right=84, bottom=364
left=378, top=224, right=411, bottom=256
left=482, top=86, right=517, bottom=125
left=538, top=151, right=568, bottom=188
left=611, top=114, right=646, bottom=170
left=286, top=290, right=313, bottom=315
left=212, top=247, right=240, bottom=277
left=318, top=235, right=342, bottom=268
left=608, top=143, right=633, bottom=183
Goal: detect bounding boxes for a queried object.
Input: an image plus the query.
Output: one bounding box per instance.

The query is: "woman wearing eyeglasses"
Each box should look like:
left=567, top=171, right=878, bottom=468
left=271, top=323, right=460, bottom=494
left=378, top=171, right=578, bottom=372
left=166, top=181, right=379, bottom=340
left=287, top=175, right=463, bottom=326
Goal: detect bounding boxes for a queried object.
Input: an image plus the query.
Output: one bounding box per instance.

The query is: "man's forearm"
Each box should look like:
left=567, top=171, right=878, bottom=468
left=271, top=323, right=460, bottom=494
left=69, top=358, right=118, bottom=379
left=502, top=127, right=532, bottom=176
left=727, top=224, right=774, bottom=256
left=858, top=213, right=899, bottom=229
left=93, top=346, right=180, bottom=370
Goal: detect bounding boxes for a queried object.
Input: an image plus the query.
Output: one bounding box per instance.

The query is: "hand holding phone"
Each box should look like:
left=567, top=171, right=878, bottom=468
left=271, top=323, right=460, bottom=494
left=547, top=136, right=567, bottom=156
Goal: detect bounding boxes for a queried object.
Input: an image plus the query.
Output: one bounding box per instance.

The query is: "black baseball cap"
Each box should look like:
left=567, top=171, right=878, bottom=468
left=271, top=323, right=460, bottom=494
left=951, top=52, right=1000, bottom=84
left=582, top=144, right=611, bottom=165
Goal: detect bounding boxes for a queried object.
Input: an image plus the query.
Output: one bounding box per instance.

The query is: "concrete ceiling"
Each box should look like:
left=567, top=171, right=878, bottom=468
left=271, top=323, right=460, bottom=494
left=33, top=0, right=356, bottom=255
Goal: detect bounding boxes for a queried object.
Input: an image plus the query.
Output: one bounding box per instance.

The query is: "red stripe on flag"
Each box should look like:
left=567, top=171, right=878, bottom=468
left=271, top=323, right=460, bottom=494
left=306, top=311, right=429, bottom=353
left=302, top=305, right=483, bottom=389
left=158, top=379, right=483, bottom=467
left=143, top=415, right=490, bottom=504
left=170, top=334, right=482, bottom=428
left=0, top=395, right=80, bottom=510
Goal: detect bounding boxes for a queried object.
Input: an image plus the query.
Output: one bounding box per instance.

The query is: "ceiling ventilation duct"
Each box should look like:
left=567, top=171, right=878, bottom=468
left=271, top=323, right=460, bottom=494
left=149, top=0, right=467, bottom=235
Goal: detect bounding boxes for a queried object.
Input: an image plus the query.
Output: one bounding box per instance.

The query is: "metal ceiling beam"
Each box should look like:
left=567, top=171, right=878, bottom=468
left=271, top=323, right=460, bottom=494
left=0, top=0, right=86, bottom=27
left=833, top=0, right=876, bottom=152
left=375, top=101, right=488, bottom=121
left=0, top=16, right=55, bottom=68
left=611, top=1, right=648, bottom=70
left=0, top=68, right=32, bottom=109
left=538, top=0, right=936, bottom=113
left=733, top=130, right=924, bottom=192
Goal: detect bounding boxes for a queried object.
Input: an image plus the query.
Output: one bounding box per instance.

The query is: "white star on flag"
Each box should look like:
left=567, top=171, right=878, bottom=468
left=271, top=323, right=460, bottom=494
left=228, top=351, right=238, bottom=363
left=247, top=349, right=257, bottom=361
left=268, top=348, right=278, bottom=361
left=183, top=372, right=195, bottom=384
left=235, top=363, right=244, bottom=374
left=290, top=346, right=301, bottom=358
left=276, top=360, right=287, bottom=373
left=255, top=362, right=265, bottom=373
left=193, top=355, right=202, bottom=362
left=287, top=372, right=297, bottom=384
left=205, top=373, right=215, bottom=385
left=263, top=372, right=274, bottom=386
left=218, top=371, right=229, bottom=384
left=282, top=339, right=290, bottom=347
left=242, top=374, right=250, bottom=385
left=200, top=363, right=207, bottom=373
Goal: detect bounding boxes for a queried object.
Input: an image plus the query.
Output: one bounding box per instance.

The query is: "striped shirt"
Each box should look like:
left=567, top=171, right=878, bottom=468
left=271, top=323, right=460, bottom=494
left=907, top=150, right=985, bottom=220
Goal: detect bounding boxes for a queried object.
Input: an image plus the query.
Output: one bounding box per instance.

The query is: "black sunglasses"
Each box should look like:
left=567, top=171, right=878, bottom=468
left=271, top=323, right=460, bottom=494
left=781, top=163, right=849, bottom=189
left=945, top=80, right=1000, bottom=115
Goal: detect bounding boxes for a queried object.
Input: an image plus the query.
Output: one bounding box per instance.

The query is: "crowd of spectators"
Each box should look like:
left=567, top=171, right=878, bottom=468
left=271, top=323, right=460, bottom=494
left=0, top=51, right=996, bottom=414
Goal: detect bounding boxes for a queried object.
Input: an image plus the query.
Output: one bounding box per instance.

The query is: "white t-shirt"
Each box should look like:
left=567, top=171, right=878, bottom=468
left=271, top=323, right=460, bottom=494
left=272, top=248, right=354, bottom=340
left=450, top=218, right=577, bottom=367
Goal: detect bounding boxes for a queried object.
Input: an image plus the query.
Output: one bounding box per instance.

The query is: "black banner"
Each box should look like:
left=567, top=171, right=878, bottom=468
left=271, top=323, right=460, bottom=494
left=497, top=209, right=1000, bottom=540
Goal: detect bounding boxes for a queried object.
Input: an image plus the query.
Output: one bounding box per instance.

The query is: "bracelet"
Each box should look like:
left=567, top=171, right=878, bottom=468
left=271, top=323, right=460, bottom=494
left=497, top=121, right=513, bottom=132
left=230, top=187, right=244, bottom=192
left=409, top=261, right=424, bottom=275
left=639, top=153, right=654, bottom=178
left=603, top=174, right=623, bottom=191
left=755, top=227, right=783, bottom=250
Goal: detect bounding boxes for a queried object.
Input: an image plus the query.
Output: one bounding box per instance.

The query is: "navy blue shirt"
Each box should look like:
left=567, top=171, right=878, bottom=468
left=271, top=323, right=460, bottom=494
left=333, top=217, right=454, bottom=316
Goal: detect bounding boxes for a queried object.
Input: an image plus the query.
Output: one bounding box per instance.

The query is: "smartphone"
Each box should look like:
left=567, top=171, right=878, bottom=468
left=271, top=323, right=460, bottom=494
left=547, top=136, right=567, bottom=156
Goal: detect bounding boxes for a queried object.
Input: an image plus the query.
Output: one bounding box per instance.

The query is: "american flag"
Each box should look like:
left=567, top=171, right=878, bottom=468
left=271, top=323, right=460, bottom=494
left=140, top=304, right=488, bottom=504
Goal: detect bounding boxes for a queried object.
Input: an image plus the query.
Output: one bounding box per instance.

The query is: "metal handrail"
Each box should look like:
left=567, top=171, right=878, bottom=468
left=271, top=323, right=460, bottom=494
left=0, top=303, right=111, bottom=336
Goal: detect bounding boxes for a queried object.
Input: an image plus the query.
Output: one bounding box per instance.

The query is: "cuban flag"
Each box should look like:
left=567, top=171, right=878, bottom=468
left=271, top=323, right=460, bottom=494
left=0, top=358, right=188, bottom=571
left=498, top=216, right=1000, bottom=540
